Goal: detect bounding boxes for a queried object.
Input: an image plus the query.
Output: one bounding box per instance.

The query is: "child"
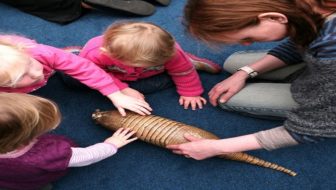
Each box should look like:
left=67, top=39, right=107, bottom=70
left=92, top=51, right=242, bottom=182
left=0, top=35, right=152, bottom=116
left=0, top=92, right=137, bottom=190
left=167, top=0, right=336, bottom=159
left=79, top=21, right=222, bottom=110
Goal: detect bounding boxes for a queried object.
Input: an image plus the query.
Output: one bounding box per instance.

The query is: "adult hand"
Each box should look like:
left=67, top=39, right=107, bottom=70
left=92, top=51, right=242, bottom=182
left=179, top=96, right=207, bottom=110
left=107, top=91, right=152, bottom=116
left=121, top=87, right=145, bottom=100
left=166, top=133, right=219, bottom=160
left=105, top=128, right=138, bottom=148
left=208, top=71, right=248, bottom=106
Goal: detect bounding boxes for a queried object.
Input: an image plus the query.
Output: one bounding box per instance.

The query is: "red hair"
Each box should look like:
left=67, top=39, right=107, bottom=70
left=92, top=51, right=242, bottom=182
left=184, top=0, right=327, bottom=47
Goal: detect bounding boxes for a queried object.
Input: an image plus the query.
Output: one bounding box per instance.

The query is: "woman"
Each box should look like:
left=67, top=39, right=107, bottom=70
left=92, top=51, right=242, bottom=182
left=167, top=0, right=336, bottom=160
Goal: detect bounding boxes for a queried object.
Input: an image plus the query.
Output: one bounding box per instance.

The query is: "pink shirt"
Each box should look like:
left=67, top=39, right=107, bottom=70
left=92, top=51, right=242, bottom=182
left=80, top=36, right=204, bottom=96
left=0, top=35, right=119, bottom=96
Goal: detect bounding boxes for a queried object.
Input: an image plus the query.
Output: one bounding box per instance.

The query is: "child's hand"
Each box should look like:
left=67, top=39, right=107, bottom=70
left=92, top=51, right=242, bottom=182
left=105, top=128, right=138, bottom=148
left=107, top=91, right=152, bottom=116
left=121, top=87, right=145, bottom=100
left=179, top=96, right=207, bottom=110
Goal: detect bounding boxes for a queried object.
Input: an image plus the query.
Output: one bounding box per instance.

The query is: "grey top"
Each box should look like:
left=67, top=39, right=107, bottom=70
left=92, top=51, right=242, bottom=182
left=284, top=53, right=336, bottom=137
left=268, top=14, right=336, bottom=137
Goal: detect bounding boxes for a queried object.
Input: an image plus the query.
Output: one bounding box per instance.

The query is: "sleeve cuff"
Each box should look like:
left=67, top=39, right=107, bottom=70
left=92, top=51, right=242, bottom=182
left=103, top=142, right=118, bottom=152
left=254, top=126, right=299, bottom=151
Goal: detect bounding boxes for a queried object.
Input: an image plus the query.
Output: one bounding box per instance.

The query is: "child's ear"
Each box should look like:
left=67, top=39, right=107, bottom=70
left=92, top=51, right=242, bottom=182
left=258, top=12, right=288, bottom=24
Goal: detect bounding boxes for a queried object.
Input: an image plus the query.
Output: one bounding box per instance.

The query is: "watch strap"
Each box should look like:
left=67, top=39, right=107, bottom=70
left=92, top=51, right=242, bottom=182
left=237, top=66, right=258, bottom=78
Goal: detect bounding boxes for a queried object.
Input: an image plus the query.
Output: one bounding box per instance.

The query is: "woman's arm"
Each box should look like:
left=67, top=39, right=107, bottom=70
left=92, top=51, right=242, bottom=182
left=208, top=54, right=287, bottom=106
left=167, top=126, right=298, bottom=160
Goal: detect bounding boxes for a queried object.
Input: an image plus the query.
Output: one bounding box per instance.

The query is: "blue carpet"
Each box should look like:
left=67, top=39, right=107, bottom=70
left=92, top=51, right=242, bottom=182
left=1, top=1, right=335, bottom=190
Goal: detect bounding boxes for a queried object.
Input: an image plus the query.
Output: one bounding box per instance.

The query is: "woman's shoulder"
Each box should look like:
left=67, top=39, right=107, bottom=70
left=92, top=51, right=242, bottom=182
left=309, top=16, right=336, bottom=58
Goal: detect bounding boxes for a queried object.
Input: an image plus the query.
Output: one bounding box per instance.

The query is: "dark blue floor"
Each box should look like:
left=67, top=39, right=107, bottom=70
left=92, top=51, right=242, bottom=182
left=1, top=1, right=335, bottom=190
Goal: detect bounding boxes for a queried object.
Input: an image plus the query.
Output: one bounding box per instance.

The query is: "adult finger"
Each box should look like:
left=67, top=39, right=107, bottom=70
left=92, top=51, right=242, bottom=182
left=218, top=91, right=235, bottom=104
left=172, top=150, right=183, bottom=155
left=184, top=133, right=201, bottom=141
left=166, top=144, right=179, bottom=149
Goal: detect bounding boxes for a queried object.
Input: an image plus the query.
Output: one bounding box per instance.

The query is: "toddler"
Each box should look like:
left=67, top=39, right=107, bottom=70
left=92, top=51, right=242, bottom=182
left=80, top=22, right=221, bottom=110
left=0, top=92, right=137, bottom=190
left=0, top=35, right=151, bottom=116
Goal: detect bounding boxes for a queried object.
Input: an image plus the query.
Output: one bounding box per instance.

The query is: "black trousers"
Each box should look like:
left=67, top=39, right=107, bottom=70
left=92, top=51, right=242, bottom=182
left=0, top=0, right=83, bottom=24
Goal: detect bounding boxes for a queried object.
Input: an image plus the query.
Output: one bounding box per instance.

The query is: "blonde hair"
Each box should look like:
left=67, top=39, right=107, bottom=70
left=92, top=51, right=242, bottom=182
left=0, top=93, right=61, bottom=153
left=102, top=22, right=175, bottom=67
left=0, top=38, right=32, bottom=87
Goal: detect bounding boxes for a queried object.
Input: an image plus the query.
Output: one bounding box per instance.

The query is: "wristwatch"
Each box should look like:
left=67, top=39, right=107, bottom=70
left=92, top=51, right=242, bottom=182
left=237, top=66, right=258, bottom=78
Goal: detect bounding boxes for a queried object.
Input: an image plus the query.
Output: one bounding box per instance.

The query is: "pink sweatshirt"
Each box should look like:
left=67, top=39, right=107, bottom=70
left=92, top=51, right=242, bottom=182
left=0, top=35, right=118, bottom=95
left=80, top=36, right=204, bottom=97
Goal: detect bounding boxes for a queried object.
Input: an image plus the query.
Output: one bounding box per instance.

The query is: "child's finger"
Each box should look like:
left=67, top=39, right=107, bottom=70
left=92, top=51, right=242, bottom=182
left=133, top=109, right=146, bottom=116
left=125, top=130, right=137, bottom=138
left=184, top=101, right=190, bottom=109
left=120, top=127, right=131, bottom=135
left=137, top=100, right=152, bottom=111
left=126, top=137, right=138, bottom=143
left=118, top=107, right=126, bottom=117
left=196, top=100, right=203, bottom=109
left=138, top=106, right=152, bottom=115
left=201, top=97, right=207, bottom=104
left=191, top=101, right=197, bottom=110
left=130, top=105, right=149, bottom=115
left=114, top=128, right=124, bottom=135
left=179, top=98, right=184, bottom=105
